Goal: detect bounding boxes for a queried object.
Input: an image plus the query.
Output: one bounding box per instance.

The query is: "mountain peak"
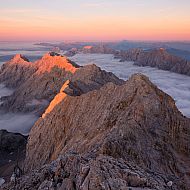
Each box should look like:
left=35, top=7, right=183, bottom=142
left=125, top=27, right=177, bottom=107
left=11, top=54, right=30, bottom=63
left=36, top=52, right=79, bottom=74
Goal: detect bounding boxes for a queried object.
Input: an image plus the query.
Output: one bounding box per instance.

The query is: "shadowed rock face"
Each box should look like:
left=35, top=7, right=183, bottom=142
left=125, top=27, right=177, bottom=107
left=20, top=74, right=190, bottom=190
left=0, top=130, right=27, bottom=182
left=0, top=53, right=122, bottom=114
left=0, top=129, right=27, bottom=155
left=115, top=48, right=190, bottom=76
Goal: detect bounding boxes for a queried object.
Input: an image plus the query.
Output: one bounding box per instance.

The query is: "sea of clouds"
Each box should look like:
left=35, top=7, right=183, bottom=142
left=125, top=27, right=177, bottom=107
left=71, top=53, right=190, bottom=118
left=0, top=84, right=38, bottom=134
left=0, top=52, right=190, bottom=134
left=0, top=112, right=38, bottom=135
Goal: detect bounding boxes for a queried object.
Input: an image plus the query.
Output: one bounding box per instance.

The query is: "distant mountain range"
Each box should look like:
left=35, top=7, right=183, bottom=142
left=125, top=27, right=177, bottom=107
left=63, top=45, right=190, bottom=76
left=36, top=40, right=190, bottom=60
left=115, top=48, right=190, bottom=76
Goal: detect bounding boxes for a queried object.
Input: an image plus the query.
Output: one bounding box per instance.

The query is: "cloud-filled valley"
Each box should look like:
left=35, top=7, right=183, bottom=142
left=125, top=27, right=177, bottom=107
left=71, top=53, right=190, bottom=118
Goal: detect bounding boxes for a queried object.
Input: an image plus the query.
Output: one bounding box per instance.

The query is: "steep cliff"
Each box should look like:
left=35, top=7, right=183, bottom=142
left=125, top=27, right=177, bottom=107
left=17, top=74, right=190, bottom=190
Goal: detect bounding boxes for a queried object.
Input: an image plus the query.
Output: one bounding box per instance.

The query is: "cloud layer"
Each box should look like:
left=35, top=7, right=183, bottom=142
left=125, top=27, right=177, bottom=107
left=71, top=53, right=190, bottom=118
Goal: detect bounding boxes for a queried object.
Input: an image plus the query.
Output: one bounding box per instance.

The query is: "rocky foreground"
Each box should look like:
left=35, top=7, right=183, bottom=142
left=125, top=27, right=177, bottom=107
left=0, top=130, right=27, bottom=182
left=0, top=53, right=190, bottom=189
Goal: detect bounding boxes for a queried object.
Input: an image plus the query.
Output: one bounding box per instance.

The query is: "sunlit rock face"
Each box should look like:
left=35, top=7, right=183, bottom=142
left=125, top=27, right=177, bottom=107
left=22, top=74, right=190, bottom=190
left=35, top=52, right=78, bottom=74
left=0, top=53, right=79, bottom=113
left=42, top=80, right=69, bottom=118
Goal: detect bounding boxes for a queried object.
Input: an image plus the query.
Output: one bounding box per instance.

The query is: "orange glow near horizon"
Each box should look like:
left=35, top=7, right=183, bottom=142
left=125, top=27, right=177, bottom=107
left=1, top=1, right=190, bottom=41
left=1, top=16, right=190, bottom=41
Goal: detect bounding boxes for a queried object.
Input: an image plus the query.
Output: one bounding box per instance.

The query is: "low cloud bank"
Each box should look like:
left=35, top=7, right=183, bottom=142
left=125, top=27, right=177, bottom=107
left=0, top=84, right=13, bottom=97
left=0, top=86, right=37, bottom=135
left=71, top=53, right=190, bottom=118
left=0, top=112, right=38, bottom=135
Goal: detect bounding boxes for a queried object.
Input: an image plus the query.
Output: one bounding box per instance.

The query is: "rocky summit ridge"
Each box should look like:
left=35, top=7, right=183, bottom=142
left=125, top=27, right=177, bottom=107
left=0, top=53, right=122, bottom=114
left=0, top=53, right=190, bottom=190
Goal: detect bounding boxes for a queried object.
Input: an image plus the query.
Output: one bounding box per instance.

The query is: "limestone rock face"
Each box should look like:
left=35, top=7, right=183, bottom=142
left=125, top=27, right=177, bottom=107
left=23, top=74, right=190, bottom=189
left=42, top=65, right=123, bottom=118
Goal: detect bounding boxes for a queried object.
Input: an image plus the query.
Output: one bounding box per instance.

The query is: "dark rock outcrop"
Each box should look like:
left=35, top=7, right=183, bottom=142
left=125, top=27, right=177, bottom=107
left=0, top=129, right=27, bottom=156
left=0, top=130, right=27, bottom=182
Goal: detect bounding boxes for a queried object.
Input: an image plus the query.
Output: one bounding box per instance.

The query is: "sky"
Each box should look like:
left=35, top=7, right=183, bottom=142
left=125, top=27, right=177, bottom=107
left=0, top=0, right=190, bottom=41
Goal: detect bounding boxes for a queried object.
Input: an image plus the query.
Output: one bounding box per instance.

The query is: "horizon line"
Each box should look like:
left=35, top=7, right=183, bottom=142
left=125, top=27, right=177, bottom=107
left=1, top=39, right=190, bottom=43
